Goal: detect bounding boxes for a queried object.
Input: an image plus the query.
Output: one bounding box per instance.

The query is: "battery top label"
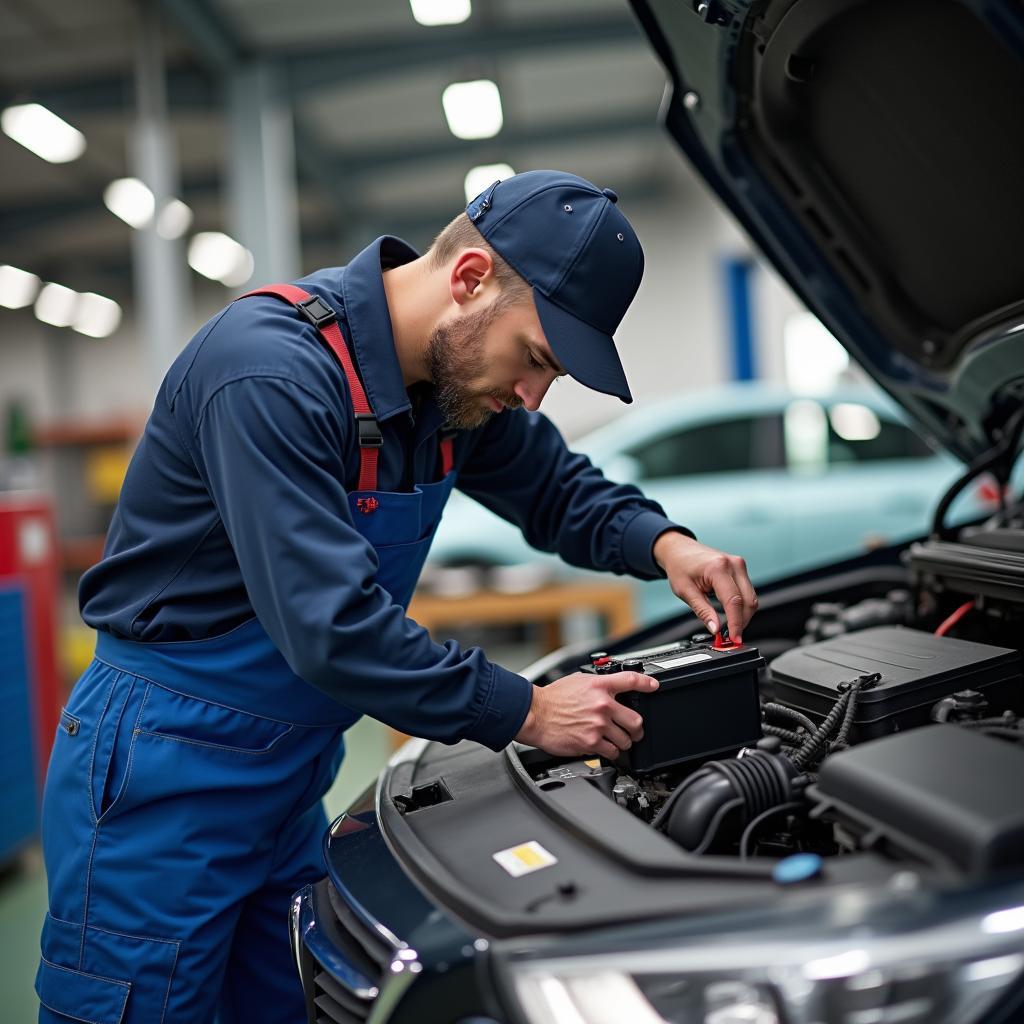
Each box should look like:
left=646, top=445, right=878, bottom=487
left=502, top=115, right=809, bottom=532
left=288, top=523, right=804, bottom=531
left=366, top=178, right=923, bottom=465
left=651, top=652, right=713, bottom=671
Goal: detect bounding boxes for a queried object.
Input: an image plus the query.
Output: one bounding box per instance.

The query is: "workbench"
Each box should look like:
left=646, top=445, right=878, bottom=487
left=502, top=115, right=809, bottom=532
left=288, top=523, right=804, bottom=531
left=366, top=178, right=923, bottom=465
left=408, top=579, right=635, bottom=653
left=389, top=579, right=636, bottom=747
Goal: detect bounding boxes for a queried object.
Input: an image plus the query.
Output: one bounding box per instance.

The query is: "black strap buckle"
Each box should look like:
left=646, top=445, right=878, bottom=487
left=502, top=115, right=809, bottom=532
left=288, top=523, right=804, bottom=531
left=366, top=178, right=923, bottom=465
left=296, top=295, right=337, bottom=329
left=356, top=414, right=384, bottom=448
left=467, top=179, right=501, bottom=222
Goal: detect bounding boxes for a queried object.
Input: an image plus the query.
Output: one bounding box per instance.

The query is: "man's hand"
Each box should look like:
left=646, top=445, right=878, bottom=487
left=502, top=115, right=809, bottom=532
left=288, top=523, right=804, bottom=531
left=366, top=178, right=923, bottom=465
left=653, top=531, right=758, bottom=643
left=514, top=671, right=659, bottom=760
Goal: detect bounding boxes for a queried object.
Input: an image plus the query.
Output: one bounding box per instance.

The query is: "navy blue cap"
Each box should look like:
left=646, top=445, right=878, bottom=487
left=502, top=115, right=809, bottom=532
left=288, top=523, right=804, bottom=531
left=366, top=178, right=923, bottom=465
left=466, top=170, right=644, bottom=403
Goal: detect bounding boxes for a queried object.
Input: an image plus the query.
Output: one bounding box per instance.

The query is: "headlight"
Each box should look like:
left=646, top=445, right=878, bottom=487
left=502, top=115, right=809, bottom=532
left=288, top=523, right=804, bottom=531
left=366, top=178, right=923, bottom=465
left=514, top=971, right=780, bottom=1024
left=504, top=885, right=1024, bottom=1024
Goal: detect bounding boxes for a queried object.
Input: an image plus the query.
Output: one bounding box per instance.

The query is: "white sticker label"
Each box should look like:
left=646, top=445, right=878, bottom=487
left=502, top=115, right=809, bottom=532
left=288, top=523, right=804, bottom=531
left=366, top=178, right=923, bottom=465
left=492, top=841, right=558, bottom=878
left=616, top=641, right=683, bottom=660
left=652, top=652, right=712, bottom=670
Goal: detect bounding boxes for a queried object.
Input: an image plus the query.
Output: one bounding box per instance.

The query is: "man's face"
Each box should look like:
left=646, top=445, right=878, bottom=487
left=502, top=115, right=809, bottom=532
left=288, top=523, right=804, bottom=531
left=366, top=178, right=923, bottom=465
left=427, top=293, right=565, bottom=429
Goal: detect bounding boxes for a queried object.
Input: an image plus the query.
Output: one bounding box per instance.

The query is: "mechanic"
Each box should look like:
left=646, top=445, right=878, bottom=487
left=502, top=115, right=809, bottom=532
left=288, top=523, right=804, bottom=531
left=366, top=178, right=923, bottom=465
left=36, top=171, right=757, bottom=1023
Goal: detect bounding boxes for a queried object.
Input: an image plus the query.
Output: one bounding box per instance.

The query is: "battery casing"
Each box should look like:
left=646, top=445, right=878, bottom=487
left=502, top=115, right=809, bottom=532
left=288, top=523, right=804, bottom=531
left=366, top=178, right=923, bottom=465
left=581, top=642, right=764, bottom=773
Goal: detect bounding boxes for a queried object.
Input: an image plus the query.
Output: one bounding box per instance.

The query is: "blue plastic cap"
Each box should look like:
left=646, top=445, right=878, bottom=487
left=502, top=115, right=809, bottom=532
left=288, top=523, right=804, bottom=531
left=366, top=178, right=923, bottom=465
left=773, top=853, right=824, bottom=885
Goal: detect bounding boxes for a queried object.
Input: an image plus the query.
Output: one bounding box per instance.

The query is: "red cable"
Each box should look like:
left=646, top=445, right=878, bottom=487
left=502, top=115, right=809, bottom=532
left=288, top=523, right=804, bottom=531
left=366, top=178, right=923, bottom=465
left=934, top=600, right=975, bottom=637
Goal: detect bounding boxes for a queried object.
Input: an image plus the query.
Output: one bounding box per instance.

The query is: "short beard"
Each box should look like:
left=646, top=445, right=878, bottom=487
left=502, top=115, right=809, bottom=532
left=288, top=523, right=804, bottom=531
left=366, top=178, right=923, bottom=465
left=426, top=303, right=522, bottom=429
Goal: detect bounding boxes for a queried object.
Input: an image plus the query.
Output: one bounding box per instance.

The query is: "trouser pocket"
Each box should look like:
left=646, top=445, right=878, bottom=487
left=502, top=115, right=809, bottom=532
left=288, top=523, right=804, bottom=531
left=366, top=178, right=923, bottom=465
left=37, top=913, right=179, bottom=1024
left=136, top=682, right=293, bottom=754
left=90, top=676, right=147, bottom=823
left=42, top=662, right=146, bottom=915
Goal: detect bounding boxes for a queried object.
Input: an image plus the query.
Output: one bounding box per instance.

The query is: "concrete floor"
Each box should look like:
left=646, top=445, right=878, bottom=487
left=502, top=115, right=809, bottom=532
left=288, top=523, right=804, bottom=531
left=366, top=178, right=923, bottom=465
left=0, top=716, right=393, bottom=1024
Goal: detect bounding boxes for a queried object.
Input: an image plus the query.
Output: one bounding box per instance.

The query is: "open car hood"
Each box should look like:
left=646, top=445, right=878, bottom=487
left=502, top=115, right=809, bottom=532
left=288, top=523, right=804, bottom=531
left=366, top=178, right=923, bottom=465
left=631, top=0, right=1024, bottom=463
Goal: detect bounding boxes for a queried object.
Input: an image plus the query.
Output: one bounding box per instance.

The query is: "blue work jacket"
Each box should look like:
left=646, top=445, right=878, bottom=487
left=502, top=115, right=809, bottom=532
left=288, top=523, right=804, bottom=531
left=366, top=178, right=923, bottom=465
left=79, top=237, right=688, bottom=751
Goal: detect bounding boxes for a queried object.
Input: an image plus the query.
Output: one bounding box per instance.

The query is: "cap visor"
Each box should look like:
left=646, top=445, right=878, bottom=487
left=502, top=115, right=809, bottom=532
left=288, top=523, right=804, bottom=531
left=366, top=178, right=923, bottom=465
left=533, top=290, right=633, bottom=403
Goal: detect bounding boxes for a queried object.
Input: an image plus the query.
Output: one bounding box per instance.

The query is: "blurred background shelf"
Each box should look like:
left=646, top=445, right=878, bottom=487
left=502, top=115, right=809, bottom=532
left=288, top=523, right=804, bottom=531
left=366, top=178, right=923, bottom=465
left=58, top=535, right=106, bottom=573
left=34, top=415, right=143, bottom=448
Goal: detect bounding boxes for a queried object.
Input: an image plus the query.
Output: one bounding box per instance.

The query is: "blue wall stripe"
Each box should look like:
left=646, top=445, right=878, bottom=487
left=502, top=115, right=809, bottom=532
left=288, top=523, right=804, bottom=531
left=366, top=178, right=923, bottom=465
left=724, top=257, right=757, bottom=381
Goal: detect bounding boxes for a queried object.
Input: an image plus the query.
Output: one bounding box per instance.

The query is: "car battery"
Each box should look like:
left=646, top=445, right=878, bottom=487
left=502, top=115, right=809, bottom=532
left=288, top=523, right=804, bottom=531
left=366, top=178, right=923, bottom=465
left=580, top=637, right=764, bottom=774
left=771, top=626, right=1023, bottom=741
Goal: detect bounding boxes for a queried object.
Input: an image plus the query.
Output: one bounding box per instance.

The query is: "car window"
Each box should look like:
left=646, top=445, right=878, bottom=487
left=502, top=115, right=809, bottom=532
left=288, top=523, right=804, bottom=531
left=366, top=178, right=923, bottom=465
left=826, top=402, right=933, bottom=464
left=627, top=414, right=785, bottom=479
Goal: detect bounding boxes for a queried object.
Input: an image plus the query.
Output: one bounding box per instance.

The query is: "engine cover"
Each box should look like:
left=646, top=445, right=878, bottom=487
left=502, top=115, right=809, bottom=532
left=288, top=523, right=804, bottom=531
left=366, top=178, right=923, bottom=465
left=814, top=725, right=1024, bottom=877
left=771, top=626, right=1022, bottom=740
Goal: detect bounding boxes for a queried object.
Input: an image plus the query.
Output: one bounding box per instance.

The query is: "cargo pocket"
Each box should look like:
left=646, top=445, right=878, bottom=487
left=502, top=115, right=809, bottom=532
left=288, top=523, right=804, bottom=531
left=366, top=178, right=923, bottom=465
left=36, top=958, right=130, bottom=1023
left=37, top=914, right=179, bottom=1024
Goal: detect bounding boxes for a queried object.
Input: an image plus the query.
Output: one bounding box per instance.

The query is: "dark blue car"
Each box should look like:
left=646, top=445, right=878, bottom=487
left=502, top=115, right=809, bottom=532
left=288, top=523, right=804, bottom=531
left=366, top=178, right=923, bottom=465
left=290, top=2, right=1024, bottom=1021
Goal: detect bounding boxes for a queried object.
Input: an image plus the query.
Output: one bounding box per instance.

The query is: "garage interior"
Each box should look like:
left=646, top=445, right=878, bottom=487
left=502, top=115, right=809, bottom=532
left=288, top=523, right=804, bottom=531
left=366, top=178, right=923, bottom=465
left=4, top=1, right=1000, bottom=1020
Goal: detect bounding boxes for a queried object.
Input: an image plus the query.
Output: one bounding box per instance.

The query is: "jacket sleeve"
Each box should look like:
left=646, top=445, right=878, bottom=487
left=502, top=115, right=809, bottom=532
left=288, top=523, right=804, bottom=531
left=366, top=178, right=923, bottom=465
left=187, top=374, right=532, bottom=750
left=455, top=409, right=693, bottom=579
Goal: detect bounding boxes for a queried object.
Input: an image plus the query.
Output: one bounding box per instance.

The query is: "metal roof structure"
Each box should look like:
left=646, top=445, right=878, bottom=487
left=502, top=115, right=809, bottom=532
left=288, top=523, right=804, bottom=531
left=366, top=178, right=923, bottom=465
left=0, top=0, right=679, bottom=306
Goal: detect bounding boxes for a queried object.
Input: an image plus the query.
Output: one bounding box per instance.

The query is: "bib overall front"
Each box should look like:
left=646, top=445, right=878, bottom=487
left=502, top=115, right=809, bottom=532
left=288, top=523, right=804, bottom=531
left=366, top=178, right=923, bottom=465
left=36, top=288, right=456, bottom=1024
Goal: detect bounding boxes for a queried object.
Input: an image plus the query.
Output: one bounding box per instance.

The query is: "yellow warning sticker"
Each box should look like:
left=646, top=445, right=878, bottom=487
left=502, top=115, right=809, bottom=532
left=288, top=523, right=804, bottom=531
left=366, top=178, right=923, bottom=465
left=492, top=840, right=558, bottom=878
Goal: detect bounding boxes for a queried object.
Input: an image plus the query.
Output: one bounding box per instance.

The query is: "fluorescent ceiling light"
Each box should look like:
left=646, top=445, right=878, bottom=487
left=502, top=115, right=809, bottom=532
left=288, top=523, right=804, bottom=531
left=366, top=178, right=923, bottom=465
left=1, top=103, right=86, bottom=163
left=410, top=0, right=471, bottom=25
left=442, top=79, right=503, bottom=140
left=464, top=163, right=514, bottom=204
left=72, top=292, right=122, bottom=338
left=0, top=265, right=41, bottom=309
left=104, top=178, right=156, bottom=229
left=156, top=198, right=193, bottom=240
left=187, top=232, right=254, bottom=288
left=34, top=283, right=79, bottom=327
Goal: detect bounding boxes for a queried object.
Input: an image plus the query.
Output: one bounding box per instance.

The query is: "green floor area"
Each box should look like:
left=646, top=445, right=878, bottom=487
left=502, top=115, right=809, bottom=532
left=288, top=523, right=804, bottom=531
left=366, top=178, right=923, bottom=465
left=0, top=716, right=393, bottom=1024
left=0, top=847, right=47, bottom=1024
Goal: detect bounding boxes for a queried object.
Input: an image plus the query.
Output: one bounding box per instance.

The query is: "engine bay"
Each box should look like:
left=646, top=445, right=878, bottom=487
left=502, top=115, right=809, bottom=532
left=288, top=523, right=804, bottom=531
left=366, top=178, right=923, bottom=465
left=381, top=446, right=1024, bottom=938
left=520, top=509, right=1024, bottom=884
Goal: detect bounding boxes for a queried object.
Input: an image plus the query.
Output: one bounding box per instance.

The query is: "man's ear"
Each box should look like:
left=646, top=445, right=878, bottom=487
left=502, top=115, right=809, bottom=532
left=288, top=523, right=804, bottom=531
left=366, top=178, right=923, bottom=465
left=450, top=248, right=495, bottom=306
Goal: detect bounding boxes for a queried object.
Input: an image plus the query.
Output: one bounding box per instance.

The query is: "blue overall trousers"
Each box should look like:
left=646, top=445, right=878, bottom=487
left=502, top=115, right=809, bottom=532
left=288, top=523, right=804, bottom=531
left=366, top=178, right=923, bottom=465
left=36, top=287, right=456, bottom=1024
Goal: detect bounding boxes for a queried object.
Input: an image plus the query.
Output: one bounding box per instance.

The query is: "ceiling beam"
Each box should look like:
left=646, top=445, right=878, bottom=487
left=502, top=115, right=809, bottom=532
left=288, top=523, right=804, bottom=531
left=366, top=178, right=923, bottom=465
left=8, top=14, right=643, bottom=115
left=0, top=67, right=214, bottom=116
left=1, top=172, right=672, bottom=284
left=157, top=0, right=245, bottom=69
left=332, top=111, right=659, bottom=177
left=284, top=15, right=644, bottom=95
left=0, top=112, right=662, bottom=246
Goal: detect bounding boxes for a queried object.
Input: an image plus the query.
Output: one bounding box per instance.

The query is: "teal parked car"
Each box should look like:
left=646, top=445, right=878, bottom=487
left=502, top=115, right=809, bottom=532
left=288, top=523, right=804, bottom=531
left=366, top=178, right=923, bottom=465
left=426, top=383, right=986, bottom=622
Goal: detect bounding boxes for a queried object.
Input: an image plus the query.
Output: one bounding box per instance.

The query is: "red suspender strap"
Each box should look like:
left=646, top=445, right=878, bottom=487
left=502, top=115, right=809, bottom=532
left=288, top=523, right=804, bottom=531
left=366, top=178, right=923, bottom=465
left=240, top=285, right=380, bottom=492
left=439, top=433, right=455, bottom=477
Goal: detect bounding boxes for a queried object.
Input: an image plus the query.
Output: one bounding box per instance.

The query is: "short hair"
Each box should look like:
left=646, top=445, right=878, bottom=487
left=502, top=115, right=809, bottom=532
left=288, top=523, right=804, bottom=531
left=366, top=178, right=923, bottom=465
left=428, top=212, right=532, bottom=308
